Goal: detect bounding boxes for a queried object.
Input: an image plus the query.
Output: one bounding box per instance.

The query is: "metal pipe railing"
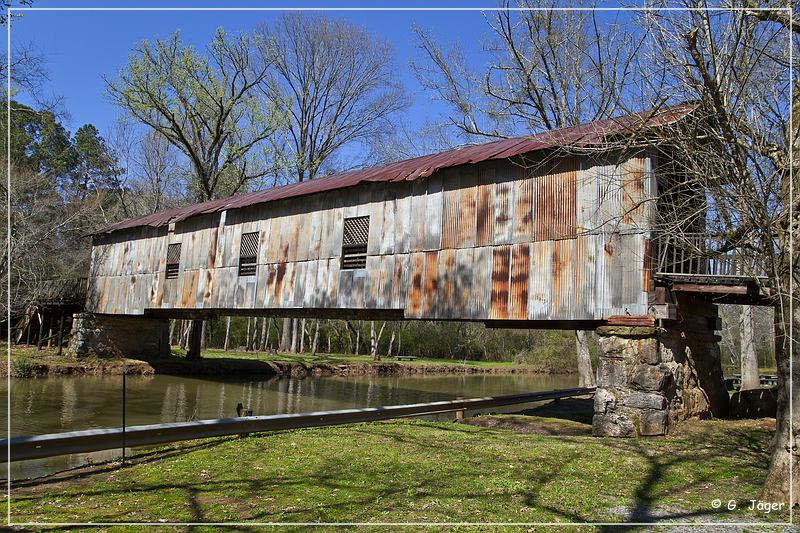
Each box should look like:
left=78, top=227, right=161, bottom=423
left=2, top=387, right=595, bottom=462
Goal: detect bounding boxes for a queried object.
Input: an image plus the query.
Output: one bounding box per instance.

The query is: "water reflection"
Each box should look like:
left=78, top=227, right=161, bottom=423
left=3, top=372, right=576, bottom=480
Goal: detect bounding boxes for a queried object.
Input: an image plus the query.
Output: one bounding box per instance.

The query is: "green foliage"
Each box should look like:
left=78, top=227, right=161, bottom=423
left=105, top=29, right=287, bottom=201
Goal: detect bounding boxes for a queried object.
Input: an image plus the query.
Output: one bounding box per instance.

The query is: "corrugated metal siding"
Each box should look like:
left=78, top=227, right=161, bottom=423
left=87, top=153, right=655, bottom=322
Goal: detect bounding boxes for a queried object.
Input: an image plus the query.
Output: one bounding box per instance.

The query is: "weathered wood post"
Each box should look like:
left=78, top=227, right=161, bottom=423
left=56, top=307, right=66, bottom=356
left=187, top=319, right=203, bottom=361
left=36, top=311, right=45, bottom=350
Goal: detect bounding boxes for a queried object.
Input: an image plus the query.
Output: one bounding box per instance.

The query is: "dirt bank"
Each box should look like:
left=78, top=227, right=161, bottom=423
left=5, top=356, right=573, bottom=378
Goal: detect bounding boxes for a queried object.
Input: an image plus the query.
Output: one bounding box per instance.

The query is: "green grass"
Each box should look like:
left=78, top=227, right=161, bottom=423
left=8, top=418, right=785, bottom=528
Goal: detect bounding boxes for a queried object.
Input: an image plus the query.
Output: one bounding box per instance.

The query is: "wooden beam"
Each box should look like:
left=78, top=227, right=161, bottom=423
left=672, top=283, right=750, bottom=295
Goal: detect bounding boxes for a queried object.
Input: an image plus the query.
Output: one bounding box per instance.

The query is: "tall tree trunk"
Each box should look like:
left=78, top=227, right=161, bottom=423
left=223, top=316, right=231, bottom=351
left=311, top=319, right=320, bottom=356
left=245, top=317, right=252, bottom=351
left=168, top=319, right=176, bottom=347
left=740, top=305, right=760, bottom=390
left=387, top=322, right=397, bottom=356
left=200, top=320, right=207, bottom=350
left=575, top=330, right=595, bottom=387
left=760, top=294, right=799, bottom=506
left=280, top=318, right=291, bottom=351
left=299, top=318, right=306, bottom=353
left=291, top=318, right=299, bottom=353
left=370, top=321, right=386, bottom=362
left=186, top=319, right=203, bottom=361
left=355, top=321, right=361, bottom=355
left=261, top=317, right=269, bottom=351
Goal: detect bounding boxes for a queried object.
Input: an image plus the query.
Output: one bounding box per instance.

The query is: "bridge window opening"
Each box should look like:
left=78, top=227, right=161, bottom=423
left=341, top=216, right=369, bottom=269
left=239, top=231, right=260, bottom=276
left=165, top=243, right=181, bottom=279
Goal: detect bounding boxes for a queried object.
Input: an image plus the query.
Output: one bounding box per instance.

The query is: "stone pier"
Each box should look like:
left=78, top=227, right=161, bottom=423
left=592, top=296, right=729, bottom=437
left=66, top=312, right=170, bottom=359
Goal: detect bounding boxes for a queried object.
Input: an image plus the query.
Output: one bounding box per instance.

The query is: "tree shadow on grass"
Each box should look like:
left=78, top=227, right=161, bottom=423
left=8, top=420, right=781, bottom=528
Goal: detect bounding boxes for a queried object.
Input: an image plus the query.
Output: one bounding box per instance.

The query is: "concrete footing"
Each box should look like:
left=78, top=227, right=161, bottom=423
left=592, top=296, right=729, bottom=437
left=66, top=312, right=170, bottom=359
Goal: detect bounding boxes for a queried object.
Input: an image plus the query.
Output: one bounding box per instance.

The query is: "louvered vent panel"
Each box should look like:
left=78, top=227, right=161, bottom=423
left=341, top=216, right=369, bottom=269
left=239, top=231, right=259, bottom=276
left=166, top=243, right=181, bottom=279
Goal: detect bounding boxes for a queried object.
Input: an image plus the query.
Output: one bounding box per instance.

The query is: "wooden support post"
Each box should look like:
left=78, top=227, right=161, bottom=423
left=47, top=313, right=55, bottom=348
left=25, top=313, right=32, bottom=346
left=56, top=307, right=66, bottom=356
left=187, top=319, right=203, bottom=361
left=36, top=311, right=45, bottom=350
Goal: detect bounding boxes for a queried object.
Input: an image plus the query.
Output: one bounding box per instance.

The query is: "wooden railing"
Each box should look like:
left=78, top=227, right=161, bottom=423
left=653, top=233, right=768, bottom=279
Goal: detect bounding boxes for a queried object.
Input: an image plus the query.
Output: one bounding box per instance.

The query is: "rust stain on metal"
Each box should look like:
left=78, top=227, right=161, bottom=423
left=457, top=181, right=476, bottom=248
left=622, top=156, right=645, bottom=224
left=423, top=251, right=439, bottom=317
left=407, top=253, right=425, bottom=317
left=534, top=158, right=577, bottom=241
left=207, top=228, right=218, bottom=269
left=608, top=315, right=655, bottom=326
left=273, top=263, right=286, bottom=304
left=642, top=238, right=652, bottom=290
left=551, top=240, right=565, bottom=315
left=490, top=245, right=510, bottom=319
left=476, top=172, right=494, bottom=246
left=438, top=249, right=456, bottom=318
left=98, top=104, right=695, bottom=236
left=514, top=169, right=533, bottom=241
left=204, top=269, right=213, bottom=304
left=509, top=243, right=529, bottom=320
left=441, top=180, right=460, bottom=249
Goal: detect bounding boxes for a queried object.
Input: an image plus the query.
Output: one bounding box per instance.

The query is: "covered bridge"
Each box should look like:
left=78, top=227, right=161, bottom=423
left=72, top=103, right=767, bottom=437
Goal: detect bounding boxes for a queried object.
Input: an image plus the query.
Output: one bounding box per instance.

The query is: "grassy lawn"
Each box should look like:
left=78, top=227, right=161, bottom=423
left=8, top=417, right=786, bottom=528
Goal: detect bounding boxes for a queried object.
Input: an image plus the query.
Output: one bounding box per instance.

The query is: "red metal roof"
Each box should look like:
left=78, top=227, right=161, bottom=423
left=97, top=102, right=695, bottom=235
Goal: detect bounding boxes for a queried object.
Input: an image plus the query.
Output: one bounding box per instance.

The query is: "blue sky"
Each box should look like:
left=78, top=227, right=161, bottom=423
left=9, top=1, right=507, bottom=139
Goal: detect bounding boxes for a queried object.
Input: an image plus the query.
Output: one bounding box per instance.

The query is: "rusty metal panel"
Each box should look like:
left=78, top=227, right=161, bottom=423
left=326, top=257, right=340, bottom=307
left=317, top=202, right=335, bottom=260
left=512, top=168, right=533, bottom=243
left=470, top=246, right=491, bottom=319
left=312, top=259, right=328, bottom=307
left=528, top=240, right=552, bottom=319
left=551, top=239, right=576, bottom=319
left=379, top=190, right=396, bottom=256
left=576, top=156, right=599, bottom=234
left=534, top=158, right=577, bottom=241
left=476, top=164, right=495, bottom=247
left=490, top=245, right=510, bottom=319
left=620, top=155, right=647, bottom=228
left=436, top=249, right=456, bottom=318
left=457, top=170, right=478, bottom=248
left=441, top=169, right=461, bottom=250
left=394, top=187, right=412, bottom=254
left=306, top=199, right=323, bottom=261
left=422, top=251, right=439, bottom=318
left=493, top=173, right=514, bottom=244
left=291, top=261, right=308, bottom=306
left=365, top=255, right=382, bottom=308
left=279, top=262, right=296, bottom=307
left=256, top=264, right=278, bottom=308
left=405, top=252, right=425, bottom=318
left=301, top=260, right=319, bottom=309
left=366, top=189, right=385, bottom=257
left=509, top=243, right=529, bottom=320
left=454, top=247, right=473, bottom=316
left=271, top=263, right=287, bottom=307
left=424, top=175, right=443, bottom=251
left=409, top=179, right=428, bottom=252
left=392, top=253, right=409, bottom=310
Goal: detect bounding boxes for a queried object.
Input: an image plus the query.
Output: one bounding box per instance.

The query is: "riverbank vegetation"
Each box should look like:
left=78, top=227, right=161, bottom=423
left=4, top=344, right=568, bottom=378
left=8, top=416, right=785, bottom=526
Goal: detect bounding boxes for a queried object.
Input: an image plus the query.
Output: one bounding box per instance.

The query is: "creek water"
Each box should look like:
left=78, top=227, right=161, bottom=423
left=2, top=372, right=577, bottom=480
